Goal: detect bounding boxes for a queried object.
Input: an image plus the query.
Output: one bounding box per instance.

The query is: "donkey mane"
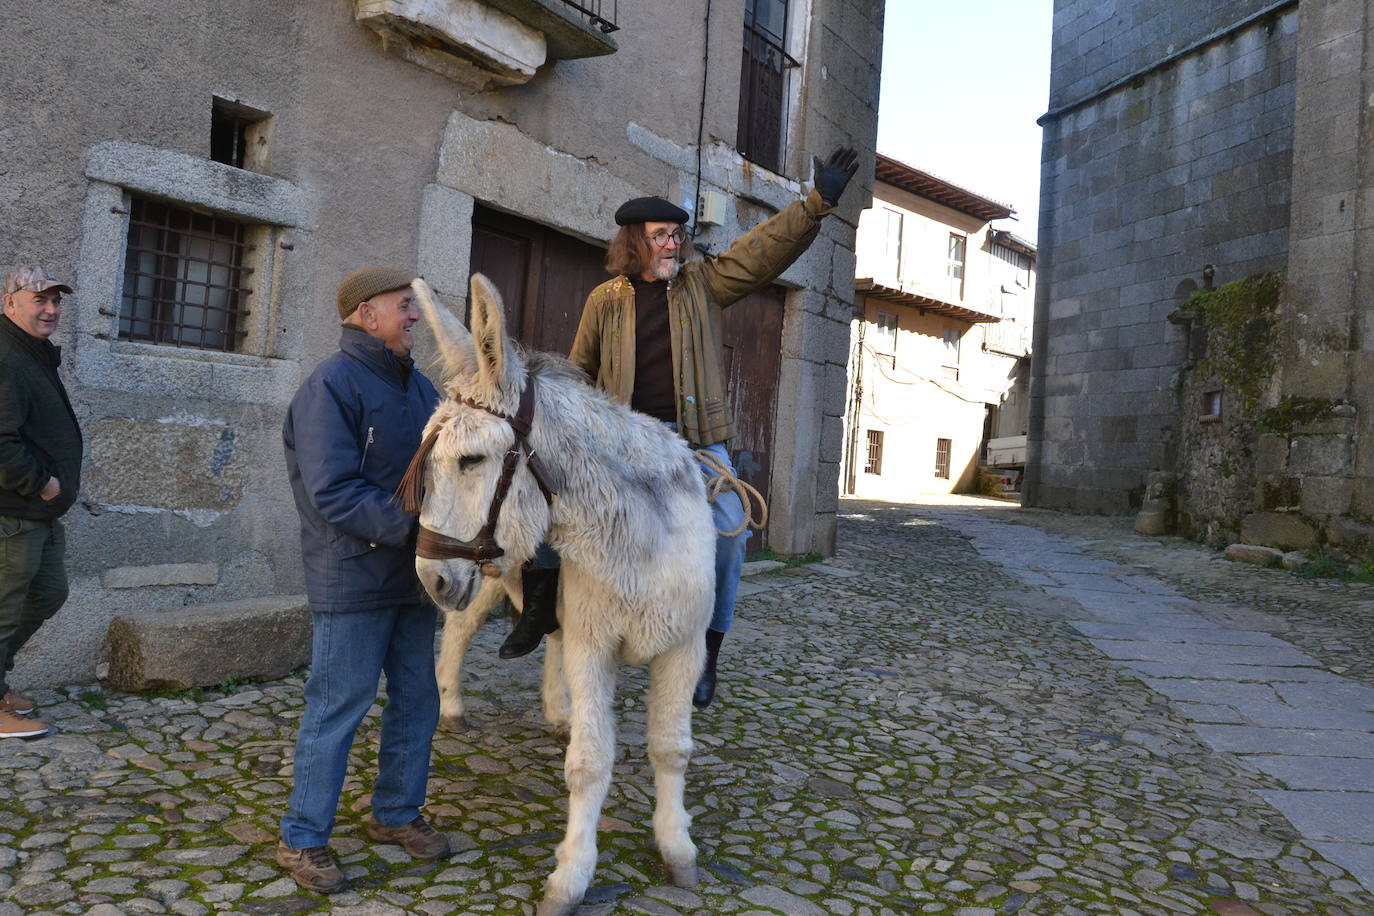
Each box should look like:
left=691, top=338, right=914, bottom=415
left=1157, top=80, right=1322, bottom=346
left=429, top=348, right=702, bottom=583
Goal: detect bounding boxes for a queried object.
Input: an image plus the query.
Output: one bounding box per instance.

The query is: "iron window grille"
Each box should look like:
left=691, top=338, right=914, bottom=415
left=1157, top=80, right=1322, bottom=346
left=738, top=0, right=799, bottom=174
left=864, top=429, right=884, bottom=475
left=935, top=438, right=952, bottom=479
left=119, top=196, right=254, bottom=352
left=555, top=0, right=618, bottom=32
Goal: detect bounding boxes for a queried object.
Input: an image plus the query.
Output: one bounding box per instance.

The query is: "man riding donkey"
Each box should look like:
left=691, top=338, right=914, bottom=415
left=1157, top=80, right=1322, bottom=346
left=499, top=147, right=860, bottom=708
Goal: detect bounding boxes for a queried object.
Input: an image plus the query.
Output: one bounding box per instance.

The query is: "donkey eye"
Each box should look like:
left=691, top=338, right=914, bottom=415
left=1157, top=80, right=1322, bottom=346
left=459, top=455, right=485, bottom=471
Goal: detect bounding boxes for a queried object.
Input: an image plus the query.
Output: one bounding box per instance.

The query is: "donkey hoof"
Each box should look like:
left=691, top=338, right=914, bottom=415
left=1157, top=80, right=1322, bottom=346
left=664, top=860, right=699, bottom=888
left=536, top=895, right=582, bottom=916
left=438, top=713, right=468, bottom=732
left=552, top=724, right=571, bottom=745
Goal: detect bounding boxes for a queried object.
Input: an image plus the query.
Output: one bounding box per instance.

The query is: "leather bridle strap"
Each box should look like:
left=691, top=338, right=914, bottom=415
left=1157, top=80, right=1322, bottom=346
left=412, top=378, right=556, bottom=569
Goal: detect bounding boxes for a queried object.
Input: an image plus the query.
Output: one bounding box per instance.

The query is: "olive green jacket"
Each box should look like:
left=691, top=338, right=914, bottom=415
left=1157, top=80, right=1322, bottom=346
left=569, top=189, right=832, bottom=447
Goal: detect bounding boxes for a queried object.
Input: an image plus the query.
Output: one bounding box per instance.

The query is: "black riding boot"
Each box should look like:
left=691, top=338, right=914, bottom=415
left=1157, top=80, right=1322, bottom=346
left=692, top=628, right=726, bottom=709
left=498, top=566, right=561, bottom=659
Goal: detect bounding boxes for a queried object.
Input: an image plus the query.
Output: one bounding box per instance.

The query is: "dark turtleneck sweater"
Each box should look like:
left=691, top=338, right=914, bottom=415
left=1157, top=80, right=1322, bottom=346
left=629, top=276, right=676, bottom=422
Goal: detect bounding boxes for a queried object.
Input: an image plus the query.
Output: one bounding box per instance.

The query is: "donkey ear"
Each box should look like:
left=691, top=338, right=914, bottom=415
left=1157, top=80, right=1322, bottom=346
left=411, top=278, right=475, bottom=376
left=469, top=272, right=520, bottom=395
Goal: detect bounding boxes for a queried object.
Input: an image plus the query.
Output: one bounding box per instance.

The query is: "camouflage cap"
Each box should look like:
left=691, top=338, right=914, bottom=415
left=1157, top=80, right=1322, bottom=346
left=4, top=265, right=73, bottom=297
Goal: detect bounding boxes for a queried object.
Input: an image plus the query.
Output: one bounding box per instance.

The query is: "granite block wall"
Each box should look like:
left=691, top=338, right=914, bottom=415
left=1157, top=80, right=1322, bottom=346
left=1027, top=2, right=1298, bottom=514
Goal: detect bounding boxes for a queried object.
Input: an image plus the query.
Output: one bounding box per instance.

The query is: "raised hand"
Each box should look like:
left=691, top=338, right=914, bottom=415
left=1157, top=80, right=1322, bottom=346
left=813, top=147, right=860, bottom=206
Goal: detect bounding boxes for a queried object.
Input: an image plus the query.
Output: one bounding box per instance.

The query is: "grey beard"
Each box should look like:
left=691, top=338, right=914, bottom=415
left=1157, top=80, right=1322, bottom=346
left=651, top=259, right=681, bottom=281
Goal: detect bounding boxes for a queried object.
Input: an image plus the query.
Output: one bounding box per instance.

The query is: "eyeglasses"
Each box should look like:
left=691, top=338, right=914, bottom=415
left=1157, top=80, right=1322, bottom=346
left=645, top=227, right=687, bottom=247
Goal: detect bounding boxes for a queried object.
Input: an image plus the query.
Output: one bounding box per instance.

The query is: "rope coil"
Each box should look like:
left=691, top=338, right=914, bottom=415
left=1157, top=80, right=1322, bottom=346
left=694, top=449, right=768, bottom=538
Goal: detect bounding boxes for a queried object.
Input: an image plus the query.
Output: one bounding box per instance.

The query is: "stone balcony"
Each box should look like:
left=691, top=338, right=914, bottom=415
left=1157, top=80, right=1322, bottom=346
left=356, top=0, right=617, bottom=90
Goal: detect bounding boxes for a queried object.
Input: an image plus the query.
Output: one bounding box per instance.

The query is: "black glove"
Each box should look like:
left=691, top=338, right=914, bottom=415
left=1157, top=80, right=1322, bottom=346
left=813, top=147, right=859, bottom=206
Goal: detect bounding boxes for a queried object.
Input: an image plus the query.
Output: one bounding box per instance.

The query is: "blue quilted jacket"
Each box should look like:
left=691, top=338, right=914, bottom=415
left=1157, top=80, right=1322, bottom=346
left=283, top=327, right=439, bottom=613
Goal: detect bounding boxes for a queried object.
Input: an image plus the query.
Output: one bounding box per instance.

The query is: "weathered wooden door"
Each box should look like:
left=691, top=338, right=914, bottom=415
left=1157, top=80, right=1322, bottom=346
left=721, top=285, right=785, bottom=555
left=470, top=205, right=605, bottom=352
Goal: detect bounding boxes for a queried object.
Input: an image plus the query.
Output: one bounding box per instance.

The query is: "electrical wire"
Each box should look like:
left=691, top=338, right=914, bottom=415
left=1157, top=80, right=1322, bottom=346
left=690, top=0, right=712, bottom=240
left=859, top=340, right=992, bottom=404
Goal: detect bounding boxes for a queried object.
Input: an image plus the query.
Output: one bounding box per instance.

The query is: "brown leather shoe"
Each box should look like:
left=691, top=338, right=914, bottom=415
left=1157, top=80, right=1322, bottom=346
left=366, top=815, right=450, bottom=859
left=0, top=708, right=47, bottom=739
left=0, top=691, right=34, bottom=715
left=275, top=842, right=348, bottom=894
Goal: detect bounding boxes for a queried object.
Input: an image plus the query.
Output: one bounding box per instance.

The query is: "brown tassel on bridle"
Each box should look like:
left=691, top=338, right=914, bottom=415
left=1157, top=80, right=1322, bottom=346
left=393, top=426, right=441, bottom=515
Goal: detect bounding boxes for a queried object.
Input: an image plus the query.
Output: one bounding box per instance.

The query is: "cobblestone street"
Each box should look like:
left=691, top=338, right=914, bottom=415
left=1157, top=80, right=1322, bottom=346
left=4, top=497, right=1374, bottom=916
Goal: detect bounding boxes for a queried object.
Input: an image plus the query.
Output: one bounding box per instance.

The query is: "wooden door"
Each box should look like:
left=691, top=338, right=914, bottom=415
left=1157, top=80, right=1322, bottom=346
left=721, top=285, right=785, bottom=555
left=470, top=205, right=605, bottom=352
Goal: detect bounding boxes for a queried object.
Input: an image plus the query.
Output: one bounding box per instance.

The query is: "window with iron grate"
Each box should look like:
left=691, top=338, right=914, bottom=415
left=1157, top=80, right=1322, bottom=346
left=935, top=437, right=952, bottom=479
left=737, top=0, right=799, bottom=174
left=864, top=429, right=884, bottom=475
left=118, top=196, right=255, bottom=352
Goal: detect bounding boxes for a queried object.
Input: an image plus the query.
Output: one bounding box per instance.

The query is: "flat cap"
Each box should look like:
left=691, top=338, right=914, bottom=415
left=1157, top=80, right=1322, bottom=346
left=615, top=196, right=689, bottom=226
left=4, top=265, right=72, bottom=296
left=337, top=266, right=415, bottom=320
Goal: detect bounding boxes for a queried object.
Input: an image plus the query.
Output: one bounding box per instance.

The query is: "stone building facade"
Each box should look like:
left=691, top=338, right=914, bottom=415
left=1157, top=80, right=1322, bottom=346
left=843, top=156, right=1034, bottom=501
left=0, top=0, right=882, bottom=686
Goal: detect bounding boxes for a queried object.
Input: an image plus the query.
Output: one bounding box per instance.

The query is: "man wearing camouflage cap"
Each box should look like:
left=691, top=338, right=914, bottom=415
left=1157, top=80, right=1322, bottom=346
left=0, top=266, right=82, bottom=740
left=278, top=267, right=446, bottom=892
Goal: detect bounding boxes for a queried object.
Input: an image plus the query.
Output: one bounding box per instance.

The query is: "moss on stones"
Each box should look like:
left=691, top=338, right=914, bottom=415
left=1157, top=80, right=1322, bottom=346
left=1189, top=270, right=1284, bottom=411
left=1258, top=395, right=1341, bottom=436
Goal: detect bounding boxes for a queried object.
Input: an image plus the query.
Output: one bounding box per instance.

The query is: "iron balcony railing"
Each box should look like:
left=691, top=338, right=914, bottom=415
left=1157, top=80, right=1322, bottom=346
left=738, top=3, right=800, bottom=174
left=556, top=0, right=618, bottom=33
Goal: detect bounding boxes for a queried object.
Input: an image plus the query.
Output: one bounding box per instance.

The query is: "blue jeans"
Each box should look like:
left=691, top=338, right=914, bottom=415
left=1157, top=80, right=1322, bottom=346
left=696, top=440, right=751, bottom=634
left=280, top=604, right=439, bottom=849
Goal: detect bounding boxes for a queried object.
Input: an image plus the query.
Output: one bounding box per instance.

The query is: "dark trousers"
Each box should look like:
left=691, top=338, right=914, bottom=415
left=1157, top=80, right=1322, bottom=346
left=0, top=516, right=68, bottom=695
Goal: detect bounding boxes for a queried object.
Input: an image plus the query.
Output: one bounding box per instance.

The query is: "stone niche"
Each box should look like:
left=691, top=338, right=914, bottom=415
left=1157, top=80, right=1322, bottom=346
left=355, top=0, right=616, bottom=89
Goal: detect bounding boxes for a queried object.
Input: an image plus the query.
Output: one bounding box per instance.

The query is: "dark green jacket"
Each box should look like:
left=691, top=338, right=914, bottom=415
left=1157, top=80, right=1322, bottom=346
left=0, top=316, right=82, bottom=519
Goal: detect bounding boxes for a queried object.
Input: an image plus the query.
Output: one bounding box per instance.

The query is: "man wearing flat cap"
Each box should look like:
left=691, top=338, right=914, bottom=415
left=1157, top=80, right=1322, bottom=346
left=0, top=266, right=81, bottom=740
left=499, top=147, right=860, bottom=709
left=278, top=267, right=447, bottom=892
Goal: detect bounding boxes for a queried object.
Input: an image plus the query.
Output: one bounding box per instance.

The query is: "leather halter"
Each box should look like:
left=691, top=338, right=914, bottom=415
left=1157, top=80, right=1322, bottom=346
left=402, top=378, right=557, bottom=576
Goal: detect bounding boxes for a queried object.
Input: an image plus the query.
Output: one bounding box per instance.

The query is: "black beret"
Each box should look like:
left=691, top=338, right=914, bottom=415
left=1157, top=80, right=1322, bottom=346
left=615, top=196, right=689, bottom=226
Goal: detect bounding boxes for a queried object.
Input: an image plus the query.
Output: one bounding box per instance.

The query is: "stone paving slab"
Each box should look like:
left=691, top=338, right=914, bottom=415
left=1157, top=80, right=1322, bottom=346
left=1173, top=701, right=1250, bottom=723
left=1036, top=571, right=1150, bottom=593
left=1192, top=725, right=1374, bottom=756
left=1118, top=661, right=1349, bottom=682
left=1275, top=682, right=1374, bottom=711
left=1246, top=755, right=1374, bottom=790
left=1259, top=791, right=1374, bottom=842
left=1224, top=703, right=1374, bottom=730
left=1085, top=640, right=1321, bottom=667
left=1141, top=678, right=1285, bottom=705
left=1069, top=623, right=1293, bottom=647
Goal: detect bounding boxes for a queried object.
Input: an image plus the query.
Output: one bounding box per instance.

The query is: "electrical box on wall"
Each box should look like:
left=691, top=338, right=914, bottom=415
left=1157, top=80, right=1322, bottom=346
left=697, top=190, right=727, bottom=227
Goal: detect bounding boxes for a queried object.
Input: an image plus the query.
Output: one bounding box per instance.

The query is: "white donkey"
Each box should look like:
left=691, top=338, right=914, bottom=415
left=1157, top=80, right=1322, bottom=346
left=402, top=275, right=716, bottom=915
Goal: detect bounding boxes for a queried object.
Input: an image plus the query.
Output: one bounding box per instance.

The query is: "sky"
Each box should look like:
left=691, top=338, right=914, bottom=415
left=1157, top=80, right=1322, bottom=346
left=876, top=0, right=1053, bottom=241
